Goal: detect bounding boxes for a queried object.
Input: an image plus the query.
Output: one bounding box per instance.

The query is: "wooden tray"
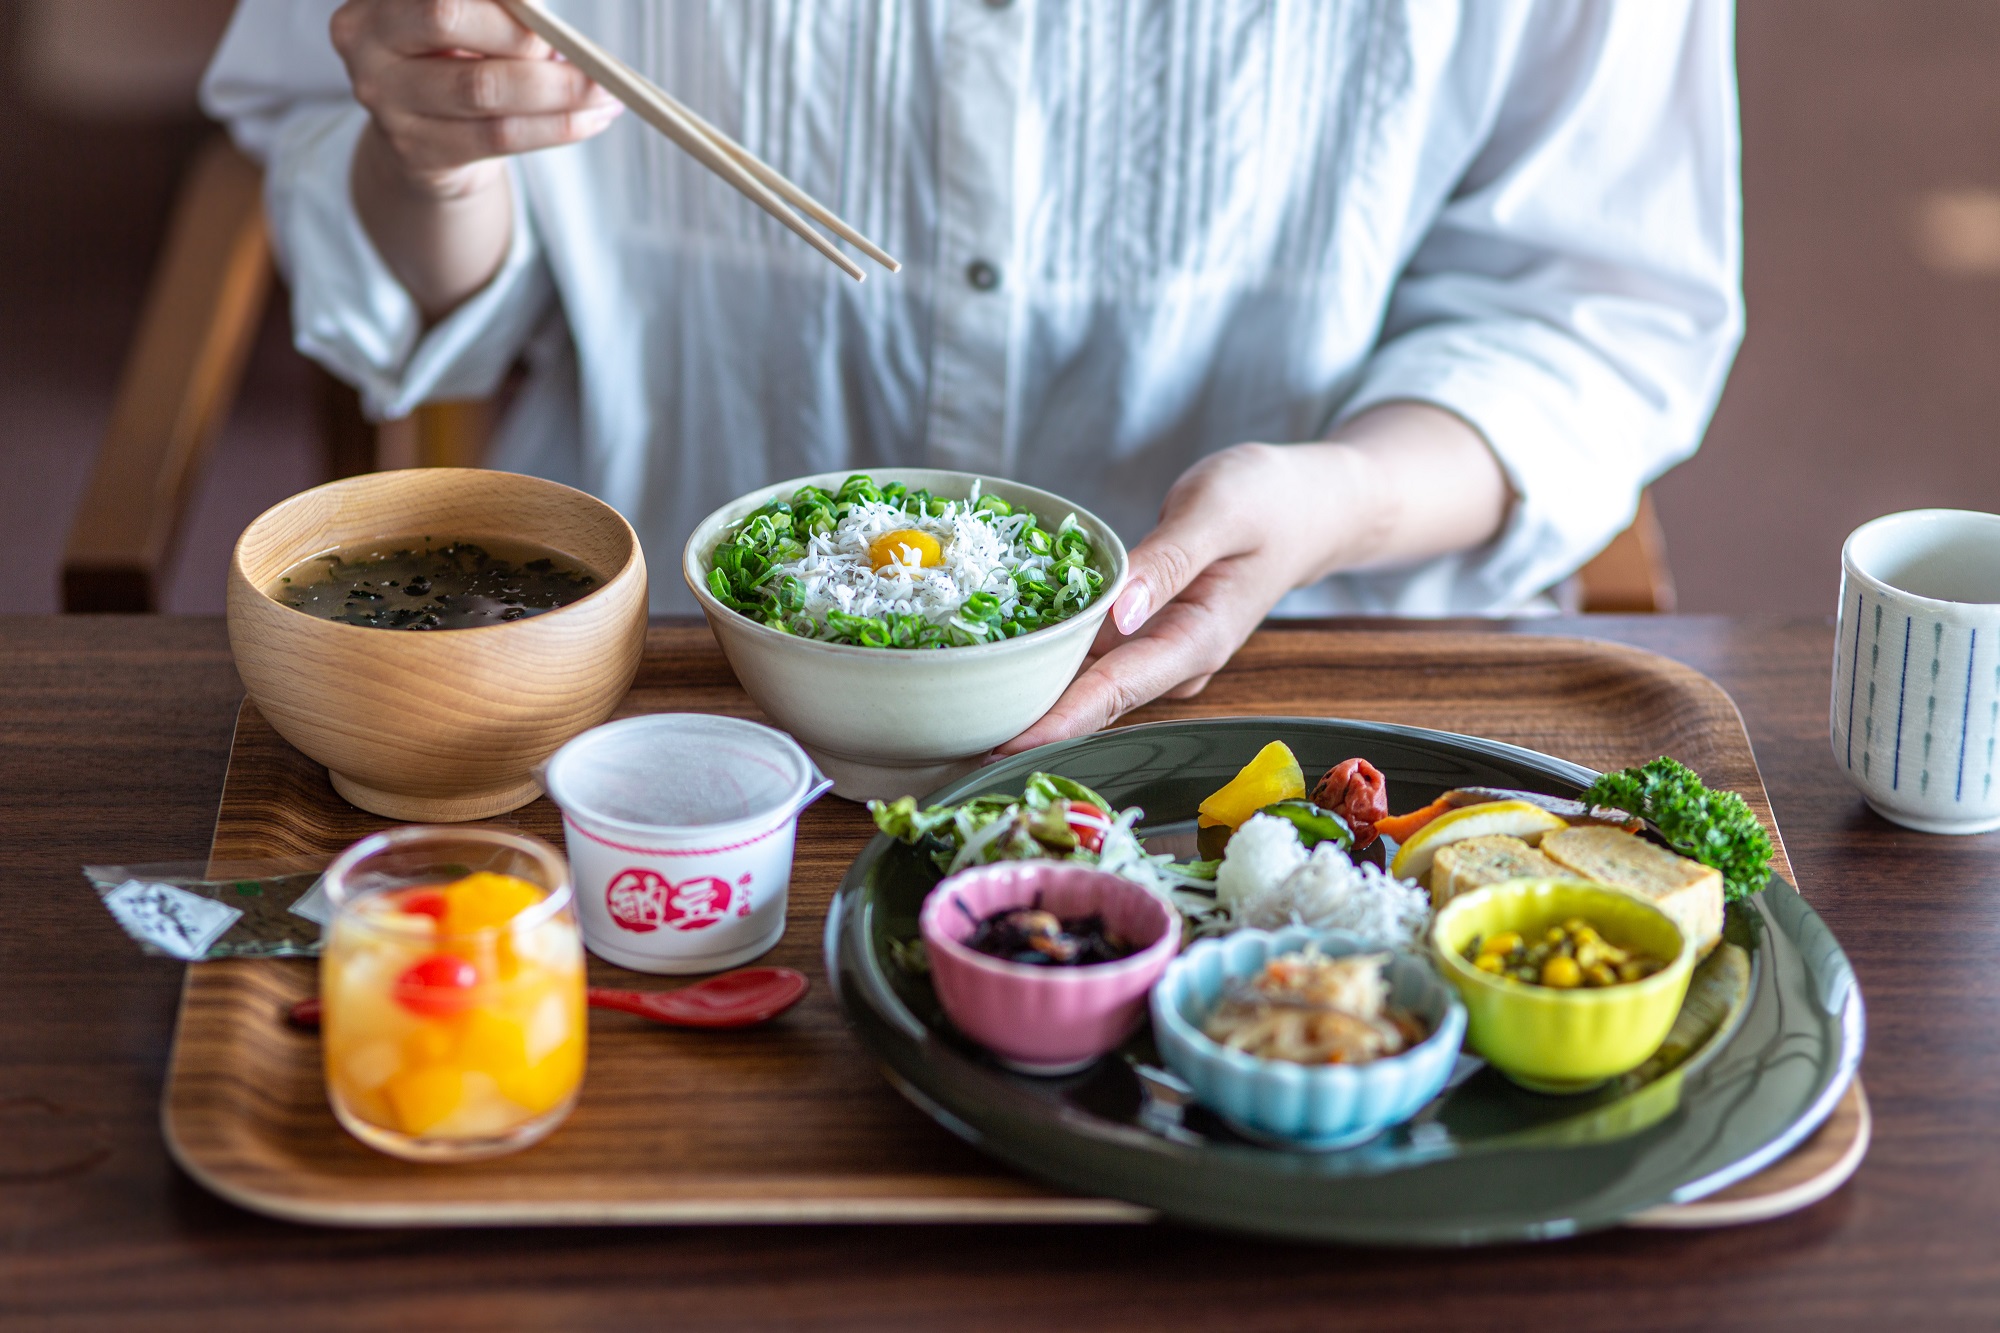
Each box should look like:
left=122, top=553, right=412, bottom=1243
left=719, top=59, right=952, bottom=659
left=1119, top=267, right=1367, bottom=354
left=166, top=628, right=1865, bottom=1228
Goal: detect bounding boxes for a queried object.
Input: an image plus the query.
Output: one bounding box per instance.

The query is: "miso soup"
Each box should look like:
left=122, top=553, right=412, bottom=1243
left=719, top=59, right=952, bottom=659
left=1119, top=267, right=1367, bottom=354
left=270, top=537, right=598, bottom=630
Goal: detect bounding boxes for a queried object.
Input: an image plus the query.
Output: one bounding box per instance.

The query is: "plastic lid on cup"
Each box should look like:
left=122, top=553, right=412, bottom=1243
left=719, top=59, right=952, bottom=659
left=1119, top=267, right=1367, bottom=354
left=542, top=714, right=829, bottom=840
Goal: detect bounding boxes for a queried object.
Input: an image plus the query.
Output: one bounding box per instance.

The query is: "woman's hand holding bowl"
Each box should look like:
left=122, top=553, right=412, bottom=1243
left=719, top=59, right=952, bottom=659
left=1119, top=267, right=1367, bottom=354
left=1002, top=403, right=1512, bottom=755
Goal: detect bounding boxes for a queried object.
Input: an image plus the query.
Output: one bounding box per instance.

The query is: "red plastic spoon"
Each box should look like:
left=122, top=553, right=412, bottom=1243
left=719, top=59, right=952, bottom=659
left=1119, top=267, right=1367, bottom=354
left=587, top=969, right=811, bottom=1029
left=287, top=968, right=810, bottom=1032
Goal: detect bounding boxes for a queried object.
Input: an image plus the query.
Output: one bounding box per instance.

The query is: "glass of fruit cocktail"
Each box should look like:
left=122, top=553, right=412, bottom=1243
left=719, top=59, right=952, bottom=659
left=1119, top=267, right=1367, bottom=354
left=320, top=826, right=586, bottom=1161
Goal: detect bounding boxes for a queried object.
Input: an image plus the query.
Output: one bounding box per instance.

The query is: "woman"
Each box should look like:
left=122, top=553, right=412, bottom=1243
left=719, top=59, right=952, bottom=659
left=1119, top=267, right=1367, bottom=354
left=203, top=0, right=1741, bottom=752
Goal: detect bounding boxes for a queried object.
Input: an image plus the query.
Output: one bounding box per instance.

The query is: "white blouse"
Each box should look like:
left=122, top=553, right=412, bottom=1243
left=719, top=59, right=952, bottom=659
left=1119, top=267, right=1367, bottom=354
left=204, top=0, right=1742, bottom=616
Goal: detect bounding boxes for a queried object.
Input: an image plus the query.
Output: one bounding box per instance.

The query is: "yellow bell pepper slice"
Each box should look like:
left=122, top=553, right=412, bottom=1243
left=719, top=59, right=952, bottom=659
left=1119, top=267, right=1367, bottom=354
left=1197, top=741, right=1307, bottom=830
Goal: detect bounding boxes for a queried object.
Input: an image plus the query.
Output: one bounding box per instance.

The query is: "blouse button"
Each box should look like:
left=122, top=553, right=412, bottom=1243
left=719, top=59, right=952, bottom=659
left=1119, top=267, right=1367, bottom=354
left=965, top=260, right=1001, bottom=291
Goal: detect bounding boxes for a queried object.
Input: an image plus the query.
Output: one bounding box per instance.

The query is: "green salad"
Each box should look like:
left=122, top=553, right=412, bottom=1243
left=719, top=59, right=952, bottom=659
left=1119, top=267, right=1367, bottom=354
left=870, top=772, right=1212, bottom=891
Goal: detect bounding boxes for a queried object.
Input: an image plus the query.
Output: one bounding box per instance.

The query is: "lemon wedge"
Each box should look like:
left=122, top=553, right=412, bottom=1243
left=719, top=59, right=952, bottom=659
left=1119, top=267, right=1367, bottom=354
left=1389, top=800, right=1568, bottom=884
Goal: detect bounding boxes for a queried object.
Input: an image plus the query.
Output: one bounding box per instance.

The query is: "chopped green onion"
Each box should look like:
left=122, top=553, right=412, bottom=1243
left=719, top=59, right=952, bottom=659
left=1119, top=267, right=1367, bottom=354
left=837, top=474, right=882, bottom=505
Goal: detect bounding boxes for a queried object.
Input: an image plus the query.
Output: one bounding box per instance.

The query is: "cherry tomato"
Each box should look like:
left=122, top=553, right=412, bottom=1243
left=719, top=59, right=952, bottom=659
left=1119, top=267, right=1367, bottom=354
left=393, top=954, right=479, bottom=1018
left=395, top=889, right=449, bottom=922
left=1065, top=801, right=1109, bottom=853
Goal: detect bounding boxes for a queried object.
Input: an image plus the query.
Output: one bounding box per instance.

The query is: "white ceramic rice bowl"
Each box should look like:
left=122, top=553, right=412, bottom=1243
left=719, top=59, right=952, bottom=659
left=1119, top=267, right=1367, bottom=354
left=1151, top=926, right=1467, bottom=1151
left=682, top=469, right=1129, bottom=802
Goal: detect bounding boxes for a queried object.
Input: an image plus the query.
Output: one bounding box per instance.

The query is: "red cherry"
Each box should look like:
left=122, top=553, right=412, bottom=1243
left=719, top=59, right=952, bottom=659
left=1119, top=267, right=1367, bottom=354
left=393, top=955, right=480, bottom=1018
left=395, top=889, right=449, bottom=921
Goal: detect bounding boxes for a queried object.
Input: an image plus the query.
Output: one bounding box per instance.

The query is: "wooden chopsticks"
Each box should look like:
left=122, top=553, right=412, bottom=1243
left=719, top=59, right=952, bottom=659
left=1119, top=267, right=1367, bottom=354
left=496, top=0, right=899, bottom=282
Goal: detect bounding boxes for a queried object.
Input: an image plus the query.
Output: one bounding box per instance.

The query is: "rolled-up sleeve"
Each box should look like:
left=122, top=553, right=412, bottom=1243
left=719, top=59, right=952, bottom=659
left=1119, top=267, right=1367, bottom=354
left=1335, top=0, right=1743, bottom=611
left=201, top=0, right=553, bottom=419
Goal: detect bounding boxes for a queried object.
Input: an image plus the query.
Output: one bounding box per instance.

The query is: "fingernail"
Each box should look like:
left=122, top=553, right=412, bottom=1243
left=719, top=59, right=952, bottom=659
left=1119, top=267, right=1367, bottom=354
left=1113, top=584, right=1150, bottom=636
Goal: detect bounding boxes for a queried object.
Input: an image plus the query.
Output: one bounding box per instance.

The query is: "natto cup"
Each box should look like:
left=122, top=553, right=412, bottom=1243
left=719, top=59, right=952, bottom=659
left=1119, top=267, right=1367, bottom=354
left=542, top=714, right=832, bottom=973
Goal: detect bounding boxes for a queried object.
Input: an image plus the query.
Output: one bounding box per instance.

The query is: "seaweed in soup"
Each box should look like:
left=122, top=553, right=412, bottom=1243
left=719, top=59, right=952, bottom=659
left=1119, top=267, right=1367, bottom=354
left=271, top=539, right=597, bottom=630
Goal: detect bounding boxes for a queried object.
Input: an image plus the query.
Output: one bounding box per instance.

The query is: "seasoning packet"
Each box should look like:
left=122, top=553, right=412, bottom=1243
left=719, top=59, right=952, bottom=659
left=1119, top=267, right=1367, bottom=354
left=83, top=861, right=331, bottom=960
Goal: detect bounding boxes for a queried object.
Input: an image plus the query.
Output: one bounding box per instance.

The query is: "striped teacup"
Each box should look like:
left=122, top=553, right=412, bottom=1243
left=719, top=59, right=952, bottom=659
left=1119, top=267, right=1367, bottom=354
left=1832, top=509, right=2000, bottom=834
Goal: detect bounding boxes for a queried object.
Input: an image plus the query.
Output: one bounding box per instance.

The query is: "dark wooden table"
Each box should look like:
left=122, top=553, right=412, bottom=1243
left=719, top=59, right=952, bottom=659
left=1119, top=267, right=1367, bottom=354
left=3, top=616, right=1994, bottom=1330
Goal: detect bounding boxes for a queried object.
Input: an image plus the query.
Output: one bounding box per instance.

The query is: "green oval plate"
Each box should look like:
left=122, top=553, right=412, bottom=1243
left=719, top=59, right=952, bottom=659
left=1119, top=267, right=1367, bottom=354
left=825, top=717, right=1865, bottom=1244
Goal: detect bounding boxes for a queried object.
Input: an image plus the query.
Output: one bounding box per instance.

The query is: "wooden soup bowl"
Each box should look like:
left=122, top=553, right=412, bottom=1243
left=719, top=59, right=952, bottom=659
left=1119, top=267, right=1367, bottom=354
left=227, top=469, right=649, bottom=822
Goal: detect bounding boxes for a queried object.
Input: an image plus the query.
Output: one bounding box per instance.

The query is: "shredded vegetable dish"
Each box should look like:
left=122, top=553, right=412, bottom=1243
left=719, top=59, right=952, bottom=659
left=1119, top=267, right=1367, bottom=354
left=1201, top=950, right=1428, bottom=1066
left=706, top=474, right=1105, bottom=648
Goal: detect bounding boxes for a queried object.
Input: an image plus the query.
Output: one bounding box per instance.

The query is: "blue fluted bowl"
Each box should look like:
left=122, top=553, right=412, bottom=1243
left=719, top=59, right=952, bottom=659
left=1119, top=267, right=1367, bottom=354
left=1150, top=926, right=1466, bottom=1151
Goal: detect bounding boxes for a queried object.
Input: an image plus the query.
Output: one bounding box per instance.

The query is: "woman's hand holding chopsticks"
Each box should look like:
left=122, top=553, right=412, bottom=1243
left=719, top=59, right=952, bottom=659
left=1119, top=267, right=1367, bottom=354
left=332, top=0, right=622, bottom=318
left=332, top=0, right=892, bottom=305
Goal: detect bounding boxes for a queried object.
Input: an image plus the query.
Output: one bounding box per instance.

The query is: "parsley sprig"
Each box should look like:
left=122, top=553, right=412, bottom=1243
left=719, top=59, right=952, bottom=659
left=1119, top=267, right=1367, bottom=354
left=1583, top=757, right=1774, bottom=903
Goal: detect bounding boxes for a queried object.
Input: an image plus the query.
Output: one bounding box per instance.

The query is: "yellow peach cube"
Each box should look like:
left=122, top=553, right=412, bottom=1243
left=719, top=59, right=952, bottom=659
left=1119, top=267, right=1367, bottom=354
left=443, top=873, right=546, bottom=933
left=458, top=1009, right=529, bottom=1078
left=499, top=1036, right=584, bottom=1115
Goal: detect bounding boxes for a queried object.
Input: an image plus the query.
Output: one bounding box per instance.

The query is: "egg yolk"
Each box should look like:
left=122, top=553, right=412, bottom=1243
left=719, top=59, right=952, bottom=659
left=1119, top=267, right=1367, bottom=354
left=868, top=529, right=943, bottom=571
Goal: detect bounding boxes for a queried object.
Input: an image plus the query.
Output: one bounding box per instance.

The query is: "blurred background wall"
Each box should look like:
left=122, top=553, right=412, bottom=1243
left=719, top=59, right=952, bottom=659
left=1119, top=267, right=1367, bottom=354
left=1, top=0, right=1996, bottom=616
left=17, top=0, right=233, bottom=115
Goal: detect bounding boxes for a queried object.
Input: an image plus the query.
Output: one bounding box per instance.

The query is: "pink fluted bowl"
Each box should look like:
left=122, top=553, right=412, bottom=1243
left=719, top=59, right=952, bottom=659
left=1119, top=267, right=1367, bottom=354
left=919, top=862, right=1182, bottom=1076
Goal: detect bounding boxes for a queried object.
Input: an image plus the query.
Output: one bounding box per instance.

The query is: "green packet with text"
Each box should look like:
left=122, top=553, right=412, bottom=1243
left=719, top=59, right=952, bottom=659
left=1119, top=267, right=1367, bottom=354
left=83, top=861, right=331, bottom=960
